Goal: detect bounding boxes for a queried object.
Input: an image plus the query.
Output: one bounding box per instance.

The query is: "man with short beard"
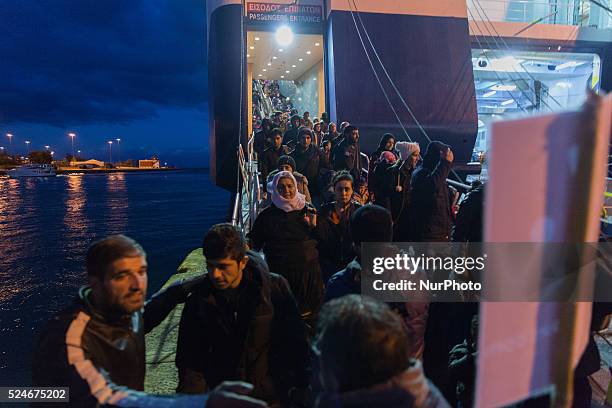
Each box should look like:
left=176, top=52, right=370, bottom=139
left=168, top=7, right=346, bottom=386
left=33, top=235, right=265, bottom=408
left=176, top=224, right=310, bottom=407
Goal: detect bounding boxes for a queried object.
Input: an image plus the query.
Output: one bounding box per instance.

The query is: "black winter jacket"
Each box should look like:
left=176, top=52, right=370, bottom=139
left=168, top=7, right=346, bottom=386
left=32, top=280, right=206, bottom=407
left=408, top=160, right=452, bottom=241
left=175, top=251, right=309, bottom=405
left=248, top=205, right=323, bottom=317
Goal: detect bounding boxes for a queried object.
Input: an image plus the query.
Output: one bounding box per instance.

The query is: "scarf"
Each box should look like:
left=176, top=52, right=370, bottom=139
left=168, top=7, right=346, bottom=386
left=267, top=171, right=306, bottom=212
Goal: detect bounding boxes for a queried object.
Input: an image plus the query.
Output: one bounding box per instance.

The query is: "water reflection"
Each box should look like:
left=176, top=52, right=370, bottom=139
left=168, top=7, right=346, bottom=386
left=106, top=173, right=127, bottom=234
left=0, top=178, right=28, bottom=304
left=64, top=175, right=87, bottom=234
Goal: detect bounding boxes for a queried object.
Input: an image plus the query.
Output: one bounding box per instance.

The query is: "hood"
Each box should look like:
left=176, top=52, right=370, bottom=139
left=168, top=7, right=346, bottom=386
left=316, top=360, right=430, bottom=408
left=422, top=141, right=449, bottom=169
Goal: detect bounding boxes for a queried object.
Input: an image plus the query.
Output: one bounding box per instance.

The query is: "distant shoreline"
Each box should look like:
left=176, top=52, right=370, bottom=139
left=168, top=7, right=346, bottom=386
left=0, top=167, right=214, bottom=176
left=0, top=167, right=187, bottom=176
left=57, top=167, right=180, bottom=174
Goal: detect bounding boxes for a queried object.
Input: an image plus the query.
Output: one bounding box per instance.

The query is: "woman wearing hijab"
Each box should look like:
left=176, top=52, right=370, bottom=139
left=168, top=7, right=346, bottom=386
left=248, top=171, right=323, bottom=329
left=368, top=133, right=399, bottom=183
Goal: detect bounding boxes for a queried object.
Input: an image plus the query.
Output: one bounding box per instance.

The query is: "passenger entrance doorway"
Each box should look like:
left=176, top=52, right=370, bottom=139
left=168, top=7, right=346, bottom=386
left=247, top=29, right=325, bottom=138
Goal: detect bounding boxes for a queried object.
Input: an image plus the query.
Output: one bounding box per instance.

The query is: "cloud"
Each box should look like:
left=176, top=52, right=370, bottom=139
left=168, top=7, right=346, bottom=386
left=0, top=0, right=208, bottom=127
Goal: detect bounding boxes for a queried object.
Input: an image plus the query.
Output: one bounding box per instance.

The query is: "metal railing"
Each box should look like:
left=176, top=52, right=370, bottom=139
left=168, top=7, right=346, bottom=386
left=231, top=133, right=263, bottom=234
left=467, top=0, right=612, bottom=30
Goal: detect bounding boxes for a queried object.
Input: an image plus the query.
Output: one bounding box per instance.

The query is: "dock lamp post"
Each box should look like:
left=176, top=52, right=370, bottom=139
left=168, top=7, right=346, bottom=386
left=116, top=138, right=121, bottom=163
left=68, top=132, right=76, bottom=159
left=107, top=140, right=113, bottom=164
left=6, top=133, right=13, bottom=154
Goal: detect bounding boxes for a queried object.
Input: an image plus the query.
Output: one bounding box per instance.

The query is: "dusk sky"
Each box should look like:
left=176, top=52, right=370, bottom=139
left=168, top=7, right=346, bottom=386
left=1, top=1, right=209, bottom=167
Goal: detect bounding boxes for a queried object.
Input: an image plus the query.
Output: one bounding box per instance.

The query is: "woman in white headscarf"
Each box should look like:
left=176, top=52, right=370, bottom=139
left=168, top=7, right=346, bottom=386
left=248, top=171, right=323, bottom=328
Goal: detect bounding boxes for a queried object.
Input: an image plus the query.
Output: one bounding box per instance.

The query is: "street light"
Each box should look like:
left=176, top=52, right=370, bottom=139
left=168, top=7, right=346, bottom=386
left=6, top=133, right=13, bottom=153
left=25, top=140, right=30, bottom=155
left=44, top=145, right=50, bottom=150
left=116, top=138, right=121, bottom=163
left=107, top=140, right=113, bottom=164
left=68, top=132, right=76, bottom=159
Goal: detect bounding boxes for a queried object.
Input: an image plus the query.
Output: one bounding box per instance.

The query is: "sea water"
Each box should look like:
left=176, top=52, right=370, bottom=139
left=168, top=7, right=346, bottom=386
left=0, top=169, right=229, bottom=386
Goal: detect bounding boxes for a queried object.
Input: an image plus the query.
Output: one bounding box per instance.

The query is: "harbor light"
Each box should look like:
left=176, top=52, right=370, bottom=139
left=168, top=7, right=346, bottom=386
left=275, top=25, right=293, bottom=47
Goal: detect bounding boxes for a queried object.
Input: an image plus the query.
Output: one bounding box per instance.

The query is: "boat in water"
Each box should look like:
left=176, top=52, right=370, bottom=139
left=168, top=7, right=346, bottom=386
left=8, top=164, right=57, bottom=178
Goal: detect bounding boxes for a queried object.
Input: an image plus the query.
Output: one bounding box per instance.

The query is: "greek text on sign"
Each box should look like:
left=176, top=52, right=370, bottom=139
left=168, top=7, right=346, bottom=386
left=247, top=2, right=322, bottom=24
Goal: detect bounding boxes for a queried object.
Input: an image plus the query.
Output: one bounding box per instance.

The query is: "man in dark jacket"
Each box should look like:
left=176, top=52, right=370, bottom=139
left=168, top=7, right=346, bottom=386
left=291, top=127, right=320, bottom=189
left=283, top=114, right=302, bottom=150
left=408, top=141, right=454, bottom=242
left=32, top=235, right=265, bottom=408
left=176, top=224, right=310, bottom=407
left=332, top=125, right=362, bottom=188
left=261, top=128, right=289, bottom=184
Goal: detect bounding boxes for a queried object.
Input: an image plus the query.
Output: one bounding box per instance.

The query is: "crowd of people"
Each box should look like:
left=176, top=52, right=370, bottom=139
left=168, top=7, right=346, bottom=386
left=252, top=80, right=295, bottom=129
left=30, top=110, right=609, bottom=408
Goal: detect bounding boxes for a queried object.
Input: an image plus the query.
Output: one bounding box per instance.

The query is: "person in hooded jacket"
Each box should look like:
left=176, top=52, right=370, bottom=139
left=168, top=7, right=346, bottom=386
left=291, top=127, right=320, bottom=190
left=317, top=171, right=361, bottom=283
left=332, top=125, right=362, bottom=189
left=325, top=205, right=429, bottom=360
left=407, top=141, right=454, bottom=242
left=283, top=114, right=302, bottom=150
left=248, top=171, right=323, bottom=332
left=314, top=295, right=449, bottom=408
left=175, top=224, right=310, bottom=407
left=254, top=118, right=273, bottom=159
